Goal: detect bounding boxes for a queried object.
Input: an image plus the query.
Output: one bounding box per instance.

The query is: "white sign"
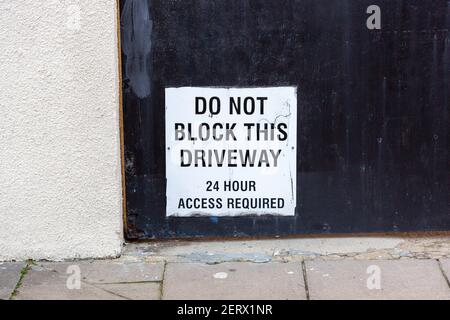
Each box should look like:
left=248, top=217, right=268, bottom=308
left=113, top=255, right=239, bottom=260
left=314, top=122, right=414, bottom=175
left=166, top=87, right=297, bottom=217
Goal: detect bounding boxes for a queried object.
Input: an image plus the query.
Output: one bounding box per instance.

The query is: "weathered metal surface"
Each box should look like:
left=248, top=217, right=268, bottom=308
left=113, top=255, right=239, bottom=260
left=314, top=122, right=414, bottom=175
left=120, top=0, right=449, bottom=239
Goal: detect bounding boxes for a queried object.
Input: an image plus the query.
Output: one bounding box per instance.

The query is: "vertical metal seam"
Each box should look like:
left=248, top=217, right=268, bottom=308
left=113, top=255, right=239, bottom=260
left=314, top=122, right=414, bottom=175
left=116, top=0, right=128, bottom=235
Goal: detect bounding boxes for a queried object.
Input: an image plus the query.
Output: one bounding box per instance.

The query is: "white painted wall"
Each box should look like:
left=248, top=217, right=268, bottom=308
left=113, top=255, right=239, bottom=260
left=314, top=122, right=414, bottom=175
left=0, top=1, right=123, bottom=261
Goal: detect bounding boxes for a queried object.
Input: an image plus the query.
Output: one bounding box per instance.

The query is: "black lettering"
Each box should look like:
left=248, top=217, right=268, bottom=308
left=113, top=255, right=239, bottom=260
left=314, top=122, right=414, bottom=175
left=175, top=123, right=185, bottom=141
left=209, top=97, right=221, bottom=115
left=278, top=123, right=288, bottom=141
left=257, top=97, right=268, bottom=114
left=230, top=97, right=241, bottom=115
left=180, top=150, right=192, bottom=167
left=195, top=97, right=207, bottom=114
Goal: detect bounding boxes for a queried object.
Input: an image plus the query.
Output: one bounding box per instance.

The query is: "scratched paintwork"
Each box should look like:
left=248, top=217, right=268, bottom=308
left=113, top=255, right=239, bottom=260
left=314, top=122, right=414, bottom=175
left=120, top=0, right=450, bottom=239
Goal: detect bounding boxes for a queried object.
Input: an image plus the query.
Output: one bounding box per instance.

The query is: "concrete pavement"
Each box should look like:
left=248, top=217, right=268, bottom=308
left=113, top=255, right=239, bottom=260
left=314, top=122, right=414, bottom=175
left=2, top=237, right=450, bottom=300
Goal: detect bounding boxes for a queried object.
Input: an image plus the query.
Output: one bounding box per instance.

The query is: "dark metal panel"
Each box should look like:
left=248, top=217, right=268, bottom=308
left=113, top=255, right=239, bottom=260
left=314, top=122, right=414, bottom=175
left=120, top=0, right=450, bottom=239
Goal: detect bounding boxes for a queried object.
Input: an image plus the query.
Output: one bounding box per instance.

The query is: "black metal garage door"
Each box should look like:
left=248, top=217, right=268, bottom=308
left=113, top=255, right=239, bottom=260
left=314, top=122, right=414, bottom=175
left=120, top=0, right=449, bottom=240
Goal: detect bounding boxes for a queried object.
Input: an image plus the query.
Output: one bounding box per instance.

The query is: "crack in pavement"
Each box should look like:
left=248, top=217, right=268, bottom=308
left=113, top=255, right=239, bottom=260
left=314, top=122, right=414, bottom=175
left=9, top=260, right=32, bottom=300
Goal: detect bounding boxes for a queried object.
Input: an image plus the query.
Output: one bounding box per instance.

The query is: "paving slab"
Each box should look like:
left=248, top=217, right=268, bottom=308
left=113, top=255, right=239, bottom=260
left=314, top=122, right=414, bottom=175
left=306, top=259, right=450, bottom=300
left=14, top=261, right=164, bottom=300
left=0, top=262, right=26, bottom=300
left=46, top=260, right=163, bottom=283
left=163, top=262, right=306, bottom=300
